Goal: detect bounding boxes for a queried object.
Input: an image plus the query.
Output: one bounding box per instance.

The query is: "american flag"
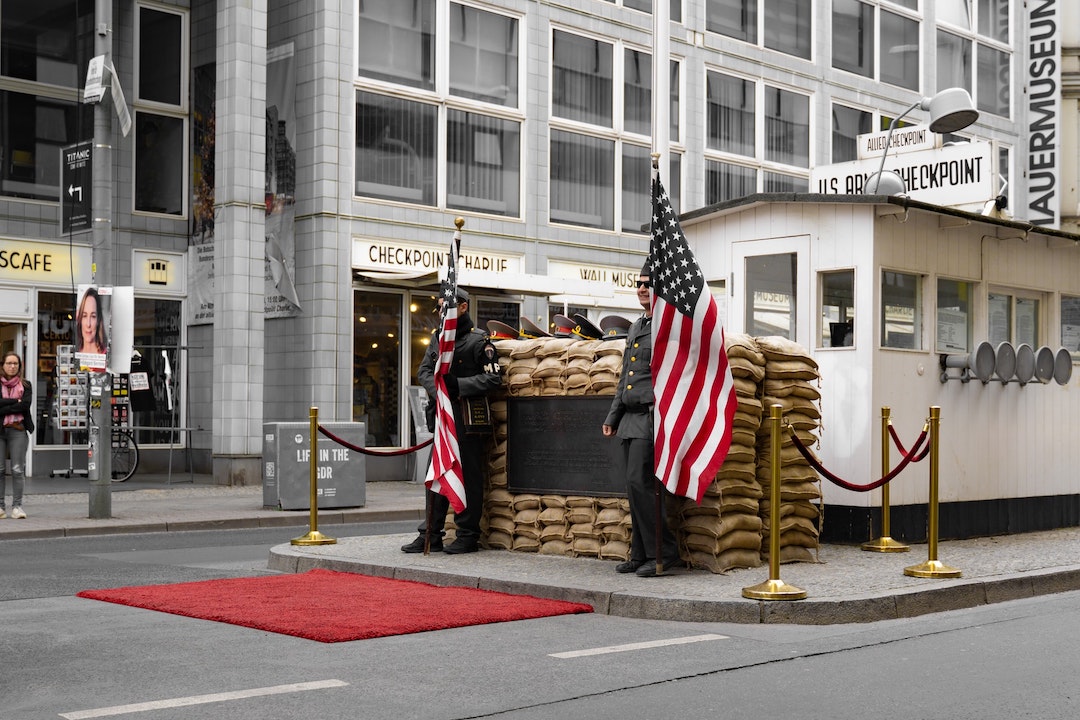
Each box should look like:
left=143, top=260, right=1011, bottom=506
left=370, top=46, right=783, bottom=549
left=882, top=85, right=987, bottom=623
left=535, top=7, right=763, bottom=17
left=425, top=228, right=466, bottom=512
left=649, top=167, right=737, bottom=503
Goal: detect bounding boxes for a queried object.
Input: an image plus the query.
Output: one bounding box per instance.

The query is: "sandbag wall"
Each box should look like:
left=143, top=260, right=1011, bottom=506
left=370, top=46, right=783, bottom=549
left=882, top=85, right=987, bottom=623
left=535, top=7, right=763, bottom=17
left=473, top=332, right=821, bottom=573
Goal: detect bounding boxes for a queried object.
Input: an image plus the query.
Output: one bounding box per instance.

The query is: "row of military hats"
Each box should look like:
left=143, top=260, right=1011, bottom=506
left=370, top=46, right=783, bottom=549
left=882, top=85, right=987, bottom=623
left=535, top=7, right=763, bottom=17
left=488, top=313, right=632, bottom=342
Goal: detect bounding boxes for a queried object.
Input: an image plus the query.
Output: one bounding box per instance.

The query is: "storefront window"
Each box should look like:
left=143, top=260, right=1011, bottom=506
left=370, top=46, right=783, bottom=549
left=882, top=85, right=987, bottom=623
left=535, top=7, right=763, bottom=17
left=745, top=253, right=797, bottom=339
left=820, top=270, right=854, bottom=348
left=130, top=298, right=183, bottom=444
left=474, top=298, right=520, bottom=336
left=35, top=292, right=76, bottom=446
left=937, top=278, right=973, bottom=354
left=882, top=270, right=922, bottom=349
left=354, top=290, right=403, bottom=446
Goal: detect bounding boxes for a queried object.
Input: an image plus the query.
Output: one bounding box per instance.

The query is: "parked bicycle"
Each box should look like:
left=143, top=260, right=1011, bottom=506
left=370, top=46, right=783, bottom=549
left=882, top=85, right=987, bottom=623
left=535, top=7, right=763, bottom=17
left=110, top=428, right=139, bottom=482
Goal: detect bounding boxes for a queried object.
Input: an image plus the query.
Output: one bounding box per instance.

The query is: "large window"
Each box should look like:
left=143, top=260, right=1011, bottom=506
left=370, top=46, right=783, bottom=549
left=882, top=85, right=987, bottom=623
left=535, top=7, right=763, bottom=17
left=831, top=104, right=872, bottom=163
left=833, top=0, right=919, bottom=92
left=820, top=270, right=855, bottom=348
left=1, top=0, right=94, bottom=87
left=989, top=290, right=1041, bottom=348
left=550, top=29, right=681, bottom=231
left=706, top=0, right=811, bottom=60
left=134, top=4, right=187, bottom=216
left=0, top=91, right=91, bottom=201
left=937, top=0, right=1011, bottom=117
left=882, top=270, right=922, bottom=349
left=356, top=1, right=523, bottom=217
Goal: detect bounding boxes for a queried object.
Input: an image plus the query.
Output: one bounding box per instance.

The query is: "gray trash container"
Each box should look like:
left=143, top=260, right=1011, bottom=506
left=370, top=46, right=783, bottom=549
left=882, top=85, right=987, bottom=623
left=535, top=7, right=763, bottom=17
left=263, top=421, right=366, bottom=510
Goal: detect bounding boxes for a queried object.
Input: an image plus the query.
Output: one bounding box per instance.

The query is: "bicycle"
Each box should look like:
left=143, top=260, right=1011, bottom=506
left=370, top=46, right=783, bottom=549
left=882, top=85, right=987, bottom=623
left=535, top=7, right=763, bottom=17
left=111, top=428, right=140, bottom=482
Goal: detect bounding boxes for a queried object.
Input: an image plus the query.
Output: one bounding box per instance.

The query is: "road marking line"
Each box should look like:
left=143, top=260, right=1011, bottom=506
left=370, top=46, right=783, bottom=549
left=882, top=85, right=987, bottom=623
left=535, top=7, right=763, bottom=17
left=59, top=679, right=349, bottom=719
left=549, top=633, right=728, bottom=659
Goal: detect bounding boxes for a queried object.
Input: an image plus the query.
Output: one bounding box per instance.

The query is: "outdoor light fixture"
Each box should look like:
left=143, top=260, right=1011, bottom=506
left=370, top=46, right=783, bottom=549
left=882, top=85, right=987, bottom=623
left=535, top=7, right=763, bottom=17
left=864, top=87, right=980, bottom=195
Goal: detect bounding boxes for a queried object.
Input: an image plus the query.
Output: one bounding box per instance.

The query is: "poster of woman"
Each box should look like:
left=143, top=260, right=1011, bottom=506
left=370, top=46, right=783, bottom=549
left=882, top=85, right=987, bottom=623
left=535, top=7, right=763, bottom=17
left=74, top=285, right=133, bottom=374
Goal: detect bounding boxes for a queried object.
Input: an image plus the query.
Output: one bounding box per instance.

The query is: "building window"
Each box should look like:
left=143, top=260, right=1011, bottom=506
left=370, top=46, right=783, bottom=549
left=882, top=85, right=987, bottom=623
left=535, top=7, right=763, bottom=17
left=621, top=0, right=683, bottom=22
left=550, top=130, right=614, bottom=229
left=356, top=2, right=523, bottom=217
left=765, top=86, right=809, bottom=168
left=831, top=104, right=872, bottom=163
left=130, top=298, right=183, bottom=445
left=553, top=31, right=613, bottom=127
left=706, top=0, right=810, bottom=60
left=936, top=0, right=1011, bottom=118
left=937, top=278, right=974, bottom=354
left=705, top=160, right=756, bottom=203
left=833, top=0, right=920, bottom=92
left=745, top=253, right=797, bottom=339
left=134, top=4, right=188, bottom=217
left=0, top=0, right=94, bottom=87
left=820, top=270, right=855, bottom=348
left=622, top=149, right=681, bottom=234
left=882, top=270, right=922, bottom=349
left=706, top=72, right=755, bottom=158
left=989, top=291, right=1040, bottom=347
left=0, top=91, right=91, bottom=202
left=1061, top=296, right=1080, bottom=357
left=357, top=0, right=435, bottom=90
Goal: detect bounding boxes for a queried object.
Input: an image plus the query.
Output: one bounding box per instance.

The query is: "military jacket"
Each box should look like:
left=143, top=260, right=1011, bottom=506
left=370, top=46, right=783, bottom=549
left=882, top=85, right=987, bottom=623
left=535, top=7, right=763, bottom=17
left=417, top=313, right=503, bottom=431
left=604, top=314, right=653, bottom=440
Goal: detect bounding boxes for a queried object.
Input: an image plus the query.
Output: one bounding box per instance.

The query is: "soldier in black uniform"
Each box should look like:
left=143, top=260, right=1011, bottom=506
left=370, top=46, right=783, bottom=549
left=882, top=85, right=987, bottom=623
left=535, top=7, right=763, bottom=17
left=402, top=288, right=503, bottom=554
left=602, top=264, right=679, bottom=577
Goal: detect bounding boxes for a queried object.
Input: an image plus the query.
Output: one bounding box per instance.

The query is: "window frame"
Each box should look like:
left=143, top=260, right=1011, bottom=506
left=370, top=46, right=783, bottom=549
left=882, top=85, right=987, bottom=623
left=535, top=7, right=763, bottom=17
left=832, top=0, right=922, bottom=93
left=936, top=0, right=1012, bottom=119
left=705, top=0, right=812, bottom=61
left=936, top=276, right=976, bottom=355
left=819, top=268, right=856, bottom=349
left=880, top=268, right=924, bottom=351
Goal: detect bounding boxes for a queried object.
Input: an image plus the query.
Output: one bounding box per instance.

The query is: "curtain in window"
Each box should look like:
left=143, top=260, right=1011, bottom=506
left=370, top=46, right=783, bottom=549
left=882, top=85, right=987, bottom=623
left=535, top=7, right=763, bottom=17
left=550, top=130, right=614, bottom=229
left=832, top=0, right=873, bottom=78
left=706, top=72, right=754, bottom=156
left=764, top=87, right=809, bottom=168
left=552, top=31, right=613, bottom=127
left=446, top=110, right=520, bottom=216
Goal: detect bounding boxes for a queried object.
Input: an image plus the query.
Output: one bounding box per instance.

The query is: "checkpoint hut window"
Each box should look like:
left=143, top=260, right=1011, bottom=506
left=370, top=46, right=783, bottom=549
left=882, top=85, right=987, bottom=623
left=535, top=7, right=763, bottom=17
left=936, top=278, right=974, bottom=354
left=989, top=290, right=1041, bottom=348
left=1060, top=296, right=1080, bottom=358
left=819, top=270, right=854, bottom=348
left=745, top=252, right=797, bottom=339
left=881, top=270, right=923, bottom=350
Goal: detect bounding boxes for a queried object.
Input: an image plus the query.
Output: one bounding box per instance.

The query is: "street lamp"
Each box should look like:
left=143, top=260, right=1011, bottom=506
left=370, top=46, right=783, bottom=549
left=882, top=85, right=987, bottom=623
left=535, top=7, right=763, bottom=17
left=864, top=87, right=980, bottom=195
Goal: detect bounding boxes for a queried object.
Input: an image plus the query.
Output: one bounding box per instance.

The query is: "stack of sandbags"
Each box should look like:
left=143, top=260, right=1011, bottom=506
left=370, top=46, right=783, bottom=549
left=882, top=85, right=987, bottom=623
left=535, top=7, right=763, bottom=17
left=589, top=340, right=622, bottom=395
left=484, top=486, right=515, bottom=550
left=596, top=497, right=632, bottom=560
left=538, top=495, right=572, bottom=555
left=531, top=338, right=576, bottom=397
left=502, top=339, right=543, bottom=397
left=678, top=332, right=766, bottom=573
left=510, top=492, right=542, bottom=553
left=565, top=496, right=602, bottom=557
left=754, top=336, right=822, bottom=564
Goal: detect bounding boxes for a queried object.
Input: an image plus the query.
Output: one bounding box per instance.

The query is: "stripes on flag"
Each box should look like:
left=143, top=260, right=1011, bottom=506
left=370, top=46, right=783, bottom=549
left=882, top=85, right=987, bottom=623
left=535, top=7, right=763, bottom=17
left=425, top=228, right=467, bottom=513
left=649, top=166, right=738, bottom=504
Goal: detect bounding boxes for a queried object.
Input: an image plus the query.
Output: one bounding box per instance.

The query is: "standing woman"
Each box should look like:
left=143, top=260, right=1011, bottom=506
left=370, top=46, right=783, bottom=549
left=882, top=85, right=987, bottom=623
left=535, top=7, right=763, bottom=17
left=0, top=351, right=34, bottom=519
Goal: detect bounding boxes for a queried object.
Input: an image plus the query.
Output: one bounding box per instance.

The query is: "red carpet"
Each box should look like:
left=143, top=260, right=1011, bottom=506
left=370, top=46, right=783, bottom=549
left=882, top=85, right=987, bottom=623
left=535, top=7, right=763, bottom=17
left=77, top=569, right=592, bottom=643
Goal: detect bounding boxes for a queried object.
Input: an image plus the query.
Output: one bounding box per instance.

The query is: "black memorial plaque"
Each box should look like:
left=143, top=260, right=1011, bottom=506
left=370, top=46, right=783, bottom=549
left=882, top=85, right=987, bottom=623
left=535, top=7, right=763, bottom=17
left=506, top=396, right=625, bottom=497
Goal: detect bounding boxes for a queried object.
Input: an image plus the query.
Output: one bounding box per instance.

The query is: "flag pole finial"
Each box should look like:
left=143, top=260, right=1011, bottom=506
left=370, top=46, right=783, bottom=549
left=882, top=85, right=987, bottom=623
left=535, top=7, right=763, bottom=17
left=650, top=152, right=660, bottom=169
left=454, top=217, right=465, bottom=230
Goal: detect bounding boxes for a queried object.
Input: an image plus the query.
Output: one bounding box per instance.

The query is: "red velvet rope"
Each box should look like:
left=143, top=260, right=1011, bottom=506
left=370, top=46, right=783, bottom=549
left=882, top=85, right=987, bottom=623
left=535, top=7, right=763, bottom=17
left=317, top=424, right=433, bottom=456
left=888, top=423, right=930, bottom=462
left=785, top=424, right=929, bottom=492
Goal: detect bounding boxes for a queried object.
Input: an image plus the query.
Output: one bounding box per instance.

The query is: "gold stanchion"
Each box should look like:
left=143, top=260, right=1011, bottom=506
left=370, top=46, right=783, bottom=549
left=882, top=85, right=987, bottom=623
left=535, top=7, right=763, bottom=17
left=743, top=404, right=806, bottom=600
left=862, top=406, right=909, bottom=552
left=292, top=406, right=337, bottom=546
left=904, top=406, right=959, bottom=577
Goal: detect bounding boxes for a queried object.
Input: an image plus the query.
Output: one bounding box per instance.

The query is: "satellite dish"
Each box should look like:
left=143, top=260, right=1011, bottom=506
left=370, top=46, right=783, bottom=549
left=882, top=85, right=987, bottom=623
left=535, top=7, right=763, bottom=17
left=993, top=342, right=1015, bottom=383
left=1054, top=348, right=1073, bottom=386
left=1014, top=343, right=1035, bottom=385
left=970, top=341, right=996, bottom=383
left=1035, top=346, right=1056, bottom=383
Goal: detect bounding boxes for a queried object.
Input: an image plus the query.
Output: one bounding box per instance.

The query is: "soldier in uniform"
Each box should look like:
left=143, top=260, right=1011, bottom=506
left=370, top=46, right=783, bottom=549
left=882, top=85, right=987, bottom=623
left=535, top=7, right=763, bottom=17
left=403, top=288, right=503, bottom=554
left=601, top=264, right=679, bottom=577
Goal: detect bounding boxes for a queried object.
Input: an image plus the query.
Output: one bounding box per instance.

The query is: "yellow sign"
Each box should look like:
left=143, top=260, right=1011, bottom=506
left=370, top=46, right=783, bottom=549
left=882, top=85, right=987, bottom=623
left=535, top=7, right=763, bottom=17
left=0, top=239, right=91, bottom=286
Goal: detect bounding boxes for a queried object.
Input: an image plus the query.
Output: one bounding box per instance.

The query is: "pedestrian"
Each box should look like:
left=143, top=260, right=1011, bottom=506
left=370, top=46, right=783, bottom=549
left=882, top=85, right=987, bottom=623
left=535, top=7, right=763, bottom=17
left=1, top=351, right=34, bottom=519
left=401, top=288, right=503, bottom=554
left=602, top=264, right=680, bottom=577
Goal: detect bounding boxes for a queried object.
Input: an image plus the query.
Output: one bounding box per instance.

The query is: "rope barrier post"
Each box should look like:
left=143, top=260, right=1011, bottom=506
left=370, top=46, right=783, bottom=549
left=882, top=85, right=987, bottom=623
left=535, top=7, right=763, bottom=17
left=862, top=406, right=909, bottom=552
left=904, top=406, right=959, bottom=578
left=743, top=404, right=806, bottom=601
left=292, top=406, right=337, bottom=546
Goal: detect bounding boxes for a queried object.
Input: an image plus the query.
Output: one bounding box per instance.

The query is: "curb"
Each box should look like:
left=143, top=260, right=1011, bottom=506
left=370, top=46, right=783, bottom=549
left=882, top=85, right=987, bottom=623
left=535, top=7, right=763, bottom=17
left=267, top=545, right=1080, bottom=626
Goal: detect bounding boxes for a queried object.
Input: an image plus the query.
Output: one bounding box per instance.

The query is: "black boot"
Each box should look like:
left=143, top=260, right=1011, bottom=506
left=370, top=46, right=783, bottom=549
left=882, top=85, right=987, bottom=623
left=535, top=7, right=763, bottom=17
left=401, top=535, right=443, bottom=553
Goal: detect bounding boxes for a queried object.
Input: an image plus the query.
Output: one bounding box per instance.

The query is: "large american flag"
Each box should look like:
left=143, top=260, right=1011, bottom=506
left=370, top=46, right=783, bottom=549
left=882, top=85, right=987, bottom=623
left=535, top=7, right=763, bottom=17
left=425, top=228, right=466, bottom=512
left=649, top=167, right=737, bottom=503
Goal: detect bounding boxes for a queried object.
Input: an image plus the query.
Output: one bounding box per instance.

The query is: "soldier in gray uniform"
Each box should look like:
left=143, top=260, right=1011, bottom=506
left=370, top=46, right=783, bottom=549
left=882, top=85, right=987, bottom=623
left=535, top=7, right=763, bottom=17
left=602, top=264, right=679, bottom=577
left=402, top=288, right=503, bottom=554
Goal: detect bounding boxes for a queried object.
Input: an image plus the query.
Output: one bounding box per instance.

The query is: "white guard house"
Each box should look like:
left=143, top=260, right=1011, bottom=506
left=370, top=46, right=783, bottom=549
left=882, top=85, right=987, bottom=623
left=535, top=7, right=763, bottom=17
left=679, top=192, right=1080, bottom=543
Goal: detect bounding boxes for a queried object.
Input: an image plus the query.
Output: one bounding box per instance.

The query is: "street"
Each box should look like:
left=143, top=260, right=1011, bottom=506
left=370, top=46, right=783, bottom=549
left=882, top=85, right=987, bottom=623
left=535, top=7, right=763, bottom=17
left=3, top=524, right=1079, bottom=719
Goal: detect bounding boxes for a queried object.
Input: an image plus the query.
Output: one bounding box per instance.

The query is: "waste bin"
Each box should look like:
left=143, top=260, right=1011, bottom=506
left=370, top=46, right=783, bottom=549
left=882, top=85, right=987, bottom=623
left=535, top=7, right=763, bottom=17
left=263, top=421, right=366, bottom=510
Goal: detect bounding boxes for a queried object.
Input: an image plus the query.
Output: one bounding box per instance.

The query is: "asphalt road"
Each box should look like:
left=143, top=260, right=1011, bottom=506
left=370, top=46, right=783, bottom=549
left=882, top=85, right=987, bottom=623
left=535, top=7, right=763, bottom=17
left=5, top=524, right=1080, bottom=719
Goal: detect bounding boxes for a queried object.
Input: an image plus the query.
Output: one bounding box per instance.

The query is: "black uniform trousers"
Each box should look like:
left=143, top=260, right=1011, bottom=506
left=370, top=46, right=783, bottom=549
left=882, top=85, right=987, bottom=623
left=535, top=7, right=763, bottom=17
left=616, top=431, right=677, bottom=564
left=417, top=432, right=486, bottom=541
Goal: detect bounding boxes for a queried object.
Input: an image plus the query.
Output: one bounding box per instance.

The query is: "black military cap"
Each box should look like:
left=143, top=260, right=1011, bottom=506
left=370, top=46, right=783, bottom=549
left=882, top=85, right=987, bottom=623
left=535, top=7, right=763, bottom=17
left=599, top=315, right=632, bottom=341
left=571, top=313, right=603, bottom=341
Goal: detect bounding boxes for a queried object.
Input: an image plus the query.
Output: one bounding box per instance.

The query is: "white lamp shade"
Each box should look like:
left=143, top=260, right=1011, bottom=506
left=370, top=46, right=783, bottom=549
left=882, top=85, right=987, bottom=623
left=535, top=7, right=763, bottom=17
left=927, top=88, right=979, bottom=133
left=864, top=170, right=906, bottom=196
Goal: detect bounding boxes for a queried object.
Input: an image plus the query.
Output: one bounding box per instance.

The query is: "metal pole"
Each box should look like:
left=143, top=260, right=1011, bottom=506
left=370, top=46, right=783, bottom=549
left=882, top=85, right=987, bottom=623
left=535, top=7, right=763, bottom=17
left=862, top=406, right=909, bottom=552
left=904, top=406, right=959, bottom=577
left=743, top=404, right=806, bottom=600
left=292, top=406, right=336, bottom=546
left=87, top=0, right=113, bottom=519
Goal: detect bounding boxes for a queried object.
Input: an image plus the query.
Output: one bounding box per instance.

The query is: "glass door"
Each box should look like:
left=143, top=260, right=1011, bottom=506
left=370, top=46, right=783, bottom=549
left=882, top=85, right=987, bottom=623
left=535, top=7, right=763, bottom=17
left=731, top=235, right=812, bottom=347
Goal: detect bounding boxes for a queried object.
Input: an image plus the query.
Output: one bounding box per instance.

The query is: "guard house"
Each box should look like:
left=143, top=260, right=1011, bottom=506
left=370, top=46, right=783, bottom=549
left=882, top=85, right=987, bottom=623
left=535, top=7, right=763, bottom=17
left=679, top=193, right=1080, bottom=542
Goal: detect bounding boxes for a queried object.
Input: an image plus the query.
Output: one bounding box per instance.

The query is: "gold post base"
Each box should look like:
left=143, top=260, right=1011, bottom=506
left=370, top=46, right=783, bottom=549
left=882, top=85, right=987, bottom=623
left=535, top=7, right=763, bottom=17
left=291, top=531, right=337, bottom=546
left=903, top=560, right=961, bottom=578
left=861, top=536, right=910, bottom=553
left=742, top=578, right=807, bottom=600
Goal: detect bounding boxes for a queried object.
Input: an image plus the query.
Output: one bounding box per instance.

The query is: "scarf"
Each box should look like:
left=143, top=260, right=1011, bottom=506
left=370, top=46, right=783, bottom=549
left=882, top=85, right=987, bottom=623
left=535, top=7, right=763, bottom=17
left=2, top=375, right=24, bottom=427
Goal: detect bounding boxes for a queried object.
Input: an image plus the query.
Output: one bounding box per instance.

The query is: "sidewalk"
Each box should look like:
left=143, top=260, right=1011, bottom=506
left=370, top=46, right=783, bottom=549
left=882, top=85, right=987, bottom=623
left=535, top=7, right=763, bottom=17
left=7, top=473, right=1080, bottom=625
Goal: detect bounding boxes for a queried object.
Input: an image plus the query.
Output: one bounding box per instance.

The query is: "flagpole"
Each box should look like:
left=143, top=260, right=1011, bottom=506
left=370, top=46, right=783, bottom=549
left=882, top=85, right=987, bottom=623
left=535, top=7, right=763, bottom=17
left=652, top=0, right=670, bottom=184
